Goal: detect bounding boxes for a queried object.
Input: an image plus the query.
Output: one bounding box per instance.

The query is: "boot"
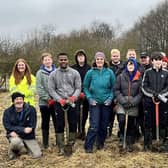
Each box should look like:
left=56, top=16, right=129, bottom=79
left=56, top=133, right=64, bottom=156
left=69, top=132, right=76, bottom=146
left=126, top=136, right=133, bottom=152
left=144, top=129, right=152, bottom=151
left=42, top=130, right=49, bottom=149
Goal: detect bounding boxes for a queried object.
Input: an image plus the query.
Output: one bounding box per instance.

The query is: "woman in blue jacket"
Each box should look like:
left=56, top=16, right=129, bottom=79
left=83, top=52, right=115, bottom=153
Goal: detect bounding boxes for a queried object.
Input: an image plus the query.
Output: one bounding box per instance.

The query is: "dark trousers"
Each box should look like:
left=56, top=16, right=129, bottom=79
left=76, top=99, right=89, bottom=133
left=144, top=98, right=168, bottom=139
left=55, top=102, right=77, bottom=133
left=84, top=104, right=111, bottom=150
left=118, top=114, right=137, bottom=139
left=40, top=105, right=57, bottom=132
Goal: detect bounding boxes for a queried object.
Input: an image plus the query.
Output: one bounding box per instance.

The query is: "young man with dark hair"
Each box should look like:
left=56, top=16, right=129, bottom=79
left=142, top=51, right=168, bottom=151
left=48, top=53, right=81, bottom=155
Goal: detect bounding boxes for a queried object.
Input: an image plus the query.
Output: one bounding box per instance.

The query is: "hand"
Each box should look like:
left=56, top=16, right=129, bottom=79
left=153, top=91, right=158, bottom=99
left=104, top=98, right=112, bottom=106
left=48, top=99, right=55, bottom=107
left=59, top=99, right=66, bottom=106
left=123, top=103, right=131, bottom=109
left=24, top=127, right=32, bottom=134
left=69, top=96, right=76, bottom=103
left=10, top=131, right=18, bottom=137
left=89, top=98, right=97, bottom=106
left=79, top=92, right=85, bottom=100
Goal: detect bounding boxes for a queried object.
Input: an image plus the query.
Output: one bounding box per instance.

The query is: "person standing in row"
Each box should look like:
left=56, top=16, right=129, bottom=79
left=114, top=58, right=142, bottom=152
left=71, top=49, right=91, bottom=140
left=83, top=52, right=115, bottom=153
left=48, top=53, right=81, bottom=155
left=9, top=58, right=36, bottom=107
left=36, top=53, right=57, bottom=149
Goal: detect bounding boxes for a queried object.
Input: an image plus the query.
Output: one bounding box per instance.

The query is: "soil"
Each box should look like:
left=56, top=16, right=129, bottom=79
left=0, top=92, right=168, bottom=168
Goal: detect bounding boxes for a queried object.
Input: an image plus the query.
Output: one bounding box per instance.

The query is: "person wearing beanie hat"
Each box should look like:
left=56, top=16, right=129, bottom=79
left=3, top=92, right=42, bottom=160
left=162, top=56, right=168, bottom=70
left=83, top=51, right=116, bottom=153
left=71, top=49, right=91, bottom=140
left=11, top=92, right=25, bottom=102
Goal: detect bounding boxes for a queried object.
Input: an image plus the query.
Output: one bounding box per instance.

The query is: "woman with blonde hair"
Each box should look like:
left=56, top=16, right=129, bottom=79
left=9, top=58, right=36, bottom=106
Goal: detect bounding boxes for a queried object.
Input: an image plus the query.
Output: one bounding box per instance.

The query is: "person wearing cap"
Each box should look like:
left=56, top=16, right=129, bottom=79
left=83, top=52, right=115, bottom=153
left=48, top=53, right=81, bottom=155
left=36, top=52, right=57, bottom=149
left=9, top=58, right=36, bottom=107
left=3, top=92, right=42, bottom=160
left=114, top=58, right=142, bottom=152
left=142, top=51, right=168, bottom=151
left=71, top=49, right=91, bottom=140
left=139, top=52, right=151, bottom=70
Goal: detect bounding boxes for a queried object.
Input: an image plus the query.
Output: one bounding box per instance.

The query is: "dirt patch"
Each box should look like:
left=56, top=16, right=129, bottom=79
left=0, top=92, right=168, bottom=168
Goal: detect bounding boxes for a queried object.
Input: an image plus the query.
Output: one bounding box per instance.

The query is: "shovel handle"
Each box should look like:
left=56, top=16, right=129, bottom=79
left=123, top=111, right=128, bottom=149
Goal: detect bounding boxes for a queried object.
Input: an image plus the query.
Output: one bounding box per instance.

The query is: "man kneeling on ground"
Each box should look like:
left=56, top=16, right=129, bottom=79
left=3, top=92, right=42, bottom=160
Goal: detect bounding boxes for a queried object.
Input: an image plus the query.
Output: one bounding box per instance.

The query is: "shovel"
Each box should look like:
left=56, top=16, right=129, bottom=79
left=79, top=101, right=83, bottom=135
left=123, top=111, right=129, bottom=149
left=152, top=98, right=161, bottom=151
left=62, top=105, right=73, bottom=156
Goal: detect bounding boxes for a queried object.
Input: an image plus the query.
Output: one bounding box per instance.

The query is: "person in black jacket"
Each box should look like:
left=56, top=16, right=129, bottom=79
left=108, top=49, right=125, bottom=137
left=3, top=92, right=42, bottom=160
left=142, top=51, right=168, bottom=151
left=71, top=49, right=91, bottom=140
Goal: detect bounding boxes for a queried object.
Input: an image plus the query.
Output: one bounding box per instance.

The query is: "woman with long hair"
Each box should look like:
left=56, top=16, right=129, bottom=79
left=9, top=58, right=36, bottom=106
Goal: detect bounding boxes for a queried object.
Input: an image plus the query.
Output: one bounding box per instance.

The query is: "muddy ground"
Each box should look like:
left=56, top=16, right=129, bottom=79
left=0, top=91, right=168, bottom=168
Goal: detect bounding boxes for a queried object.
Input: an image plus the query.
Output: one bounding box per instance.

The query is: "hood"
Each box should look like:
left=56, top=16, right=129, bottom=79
left=74, top=49, right=87, bottom=65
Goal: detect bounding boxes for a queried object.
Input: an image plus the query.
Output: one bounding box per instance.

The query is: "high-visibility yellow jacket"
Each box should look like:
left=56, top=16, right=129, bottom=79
left=9, top=74, right=36, bottom=107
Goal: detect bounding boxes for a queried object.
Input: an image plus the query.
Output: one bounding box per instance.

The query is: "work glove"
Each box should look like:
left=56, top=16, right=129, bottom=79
left=59, top=99, right=66, bottom=106
left=79, top=92, right=85, bottom=100
left=89, top=98, right=97, bottom=106
left=104, top=98, right=112, bottom=106
left=123, top=103, right=131, bottom=109
left=69, top=96, right=76, bottom=103
left=48, top=99, right=55, bottom=107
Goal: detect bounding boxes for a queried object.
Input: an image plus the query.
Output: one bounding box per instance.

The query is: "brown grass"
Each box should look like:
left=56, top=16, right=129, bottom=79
left=0, top=92, right=168, bottom=168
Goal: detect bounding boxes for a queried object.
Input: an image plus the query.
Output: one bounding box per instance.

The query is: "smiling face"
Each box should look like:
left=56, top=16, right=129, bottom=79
left=58, top=55, right=69, bottom=69
left=17, top=61, right=26, bottom=73
left=152, top=58, right=162, bottom=69
left=42, top=56, right=53, bottom=68
left=13, top=97, right=24, bottom=112
left=95, top=56, right=105, bottom=68
left=111, top=52, right=120, bottom=63
left=127, top=61, right=135, bottom=72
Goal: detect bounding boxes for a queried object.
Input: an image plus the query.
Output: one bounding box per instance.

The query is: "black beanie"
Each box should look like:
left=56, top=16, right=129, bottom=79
left=11, top=92, right=25, bottom=102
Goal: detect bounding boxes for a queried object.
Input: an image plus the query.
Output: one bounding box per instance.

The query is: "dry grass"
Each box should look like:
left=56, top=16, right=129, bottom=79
left=0, top=92, right=168, bottom=168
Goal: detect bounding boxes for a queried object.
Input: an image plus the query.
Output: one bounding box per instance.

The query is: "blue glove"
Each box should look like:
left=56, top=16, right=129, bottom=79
left=104, top=98, right=112, bottom=106
left=89, top=98, right=97, bottom=106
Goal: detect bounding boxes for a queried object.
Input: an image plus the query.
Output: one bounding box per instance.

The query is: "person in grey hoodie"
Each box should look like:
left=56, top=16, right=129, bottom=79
left=48, top=52, right=81, bottom=155
left=36, top=52, right=57, bottom=149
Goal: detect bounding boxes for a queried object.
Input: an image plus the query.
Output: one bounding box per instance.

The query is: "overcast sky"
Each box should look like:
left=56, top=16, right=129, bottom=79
left=0, top=0, right=164, bottom=40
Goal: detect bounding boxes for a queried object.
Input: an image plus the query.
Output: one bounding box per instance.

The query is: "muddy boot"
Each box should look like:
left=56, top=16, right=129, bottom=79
left=42, top=130, right=49, bottom=149
left=56, top=133, right=64, bottom=156
left=160, top=138, right=168, bottom=152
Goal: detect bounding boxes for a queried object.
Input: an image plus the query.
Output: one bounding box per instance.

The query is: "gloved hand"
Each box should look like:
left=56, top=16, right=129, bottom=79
left=59, top=99, right=66, bottom=106
left=69, top=96, right=76, bottom=103
left=89, top=98, right=97, bottom=106
left=79, top=92, right=85, bottom=100
left=48, top=99, right=55, bottom=107
left=104, top=98, right=112, bottom=106
left=123, top=103, right=131, bottom=109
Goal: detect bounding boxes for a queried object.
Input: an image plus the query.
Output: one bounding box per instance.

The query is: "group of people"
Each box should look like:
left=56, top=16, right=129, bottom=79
left=2, top=48, right=168, bottom=160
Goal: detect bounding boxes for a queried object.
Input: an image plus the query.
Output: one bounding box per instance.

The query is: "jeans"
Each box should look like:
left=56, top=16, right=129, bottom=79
left=84, top=103, right=111, bottom=150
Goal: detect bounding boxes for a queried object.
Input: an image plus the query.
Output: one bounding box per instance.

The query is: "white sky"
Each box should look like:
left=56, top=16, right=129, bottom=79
left=0, top=0, right=164, bottom=40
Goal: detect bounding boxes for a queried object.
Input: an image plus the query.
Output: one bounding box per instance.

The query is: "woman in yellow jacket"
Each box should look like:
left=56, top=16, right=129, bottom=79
left=9, top=58, right=36, bottom=106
